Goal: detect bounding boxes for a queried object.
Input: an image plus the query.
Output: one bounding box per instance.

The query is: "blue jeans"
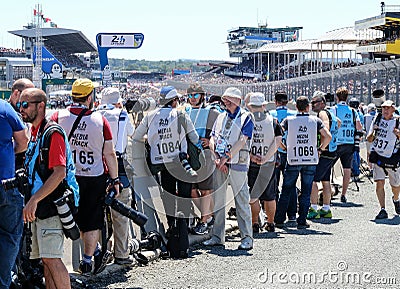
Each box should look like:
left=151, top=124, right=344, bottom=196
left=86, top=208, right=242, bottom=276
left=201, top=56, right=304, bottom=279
left=0, top=186, right=23, bottom=288
left=275, top=164, right=316, bottom=225
left=276, top=152, right=297, bottom=219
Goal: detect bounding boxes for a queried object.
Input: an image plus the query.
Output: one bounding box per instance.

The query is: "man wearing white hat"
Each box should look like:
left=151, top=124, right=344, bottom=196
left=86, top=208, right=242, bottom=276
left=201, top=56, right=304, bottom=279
left=247, top=92, right=282, bottom=233
left=204, top=87, right=254, bottom=250
left=98, top=87, right=135, bottom=265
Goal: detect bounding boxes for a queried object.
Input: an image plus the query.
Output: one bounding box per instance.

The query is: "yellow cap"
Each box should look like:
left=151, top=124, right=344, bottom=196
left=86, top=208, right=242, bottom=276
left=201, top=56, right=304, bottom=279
left=71, top=78, right=94, bottom=98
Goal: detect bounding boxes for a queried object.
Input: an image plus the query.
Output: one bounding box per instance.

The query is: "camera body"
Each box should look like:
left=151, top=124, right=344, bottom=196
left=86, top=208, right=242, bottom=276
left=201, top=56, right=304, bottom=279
left=325, top=92, right=335, bottom=103
left=105, top=187, right=148, bottom=227
left=125, top=98, right=156, bottom=113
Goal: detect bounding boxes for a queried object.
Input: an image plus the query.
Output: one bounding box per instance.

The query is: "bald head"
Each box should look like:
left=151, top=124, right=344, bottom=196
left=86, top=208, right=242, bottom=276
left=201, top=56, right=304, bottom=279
left=9, top=78, right=35, bottom=109
left=20, top=88, right=47, bottom=104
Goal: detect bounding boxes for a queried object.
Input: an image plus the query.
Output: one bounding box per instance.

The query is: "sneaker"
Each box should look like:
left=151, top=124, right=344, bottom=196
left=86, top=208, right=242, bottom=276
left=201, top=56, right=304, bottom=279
left=206, top=216, right=215, bottom=227
left=93, top=250, right=112, bottom=275
left=275, top=223, right=285, bottom=229
left=114, top=256, right=134, bottom=266
left=265, top=222, right=275, bottom=232
left=393, top=199, right=400, bottom=215
left=252, top=223, right=261, bottom=234
left=287, top=216, right=296, bottom=222
left=318, top=208, right=332, bottom=218
left=340, top=195, right=347, bottom=203
left=203, top=236, right=223, bottom=247
left=78, top=261, right=92, bottom=276
left=297, top=222, right=310, bottom=229
left=238, top=237, right=253, bottom=250
left=375, top=209, right=388, bottom=220
left=307, top=208, right=320, bottom=219
left=192, top=222, right=208, bottom=235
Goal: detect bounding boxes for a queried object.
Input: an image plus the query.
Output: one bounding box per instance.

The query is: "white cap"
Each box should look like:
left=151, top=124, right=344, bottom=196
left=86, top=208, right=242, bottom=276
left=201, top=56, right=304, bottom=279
left=248, top=92, right=267, bottom=106
left=101, top=87, right=120, bottom=104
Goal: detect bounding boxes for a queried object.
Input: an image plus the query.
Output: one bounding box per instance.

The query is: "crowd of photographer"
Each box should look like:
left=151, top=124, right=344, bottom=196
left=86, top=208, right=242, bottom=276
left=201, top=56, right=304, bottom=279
left=2, top=74, right=400, bottom=289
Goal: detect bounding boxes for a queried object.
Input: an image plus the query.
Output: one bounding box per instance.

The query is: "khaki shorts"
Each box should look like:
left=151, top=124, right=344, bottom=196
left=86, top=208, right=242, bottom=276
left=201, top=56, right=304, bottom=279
left=373, top=164, right=400, bottom=187
left=30, top=215, right=64, bottom=259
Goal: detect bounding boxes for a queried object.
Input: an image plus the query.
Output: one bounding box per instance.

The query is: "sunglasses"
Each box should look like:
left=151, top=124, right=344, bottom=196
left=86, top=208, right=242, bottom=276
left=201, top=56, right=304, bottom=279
left=311, top=100, right=323, bottom=105
left=16, top=101, right=42, bottom=109
left=188, top=93, right=201, bottom=99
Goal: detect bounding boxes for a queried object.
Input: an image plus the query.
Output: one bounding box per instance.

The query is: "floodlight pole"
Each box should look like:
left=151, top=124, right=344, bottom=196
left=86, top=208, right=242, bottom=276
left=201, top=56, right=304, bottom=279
left=33, top=3, right=43, bottom=89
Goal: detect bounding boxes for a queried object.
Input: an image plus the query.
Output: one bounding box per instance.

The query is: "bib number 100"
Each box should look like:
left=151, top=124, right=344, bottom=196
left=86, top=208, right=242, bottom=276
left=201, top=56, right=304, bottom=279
left=292, top=146, right=314, bottom=157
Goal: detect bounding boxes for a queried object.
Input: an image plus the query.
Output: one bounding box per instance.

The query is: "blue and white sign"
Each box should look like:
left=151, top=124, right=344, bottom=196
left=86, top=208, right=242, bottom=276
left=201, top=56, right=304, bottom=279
left=96, top=33, right=144, bottom=87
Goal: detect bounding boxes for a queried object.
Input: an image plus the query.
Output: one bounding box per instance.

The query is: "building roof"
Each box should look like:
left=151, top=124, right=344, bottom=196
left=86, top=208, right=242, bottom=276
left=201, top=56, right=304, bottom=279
left=8, top=28, right=97, bottom=54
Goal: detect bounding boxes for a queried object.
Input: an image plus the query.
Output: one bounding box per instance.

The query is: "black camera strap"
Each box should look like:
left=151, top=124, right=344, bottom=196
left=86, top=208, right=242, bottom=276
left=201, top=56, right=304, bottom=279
left=68, top=108, right=88, bottom=141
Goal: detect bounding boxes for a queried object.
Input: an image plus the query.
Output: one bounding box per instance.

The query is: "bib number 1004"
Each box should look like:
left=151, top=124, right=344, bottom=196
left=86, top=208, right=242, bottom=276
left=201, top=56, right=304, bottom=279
left=293, top=146, right=314, bottom=157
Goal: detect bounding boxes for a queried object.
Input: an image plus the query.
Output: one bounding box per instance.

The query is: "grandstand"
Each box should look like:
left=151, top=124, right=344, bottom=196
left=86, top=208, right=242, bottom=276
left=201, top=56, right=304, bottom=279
left=9, top=26, right=97, bottom=70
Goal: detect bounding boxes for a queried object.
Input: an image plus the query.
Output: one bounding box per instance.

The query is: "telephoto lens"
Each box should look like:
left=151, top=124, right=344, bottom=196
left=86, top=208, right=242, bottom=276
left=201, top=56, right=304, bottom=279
left=178, top=152, right=197, bottom=177
left=354, top=130, right=363, bottom=151
left=105, top=187, right=148, bottom=226
left=53, top=190, right=80, bottom=240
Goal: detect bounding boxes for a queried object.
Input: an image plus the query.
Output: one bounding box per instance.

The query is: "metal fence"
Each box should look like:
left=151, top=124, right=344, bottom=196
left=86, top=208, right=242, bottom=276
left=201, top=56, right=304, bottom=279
left=168, top=59, right=400, bottom=105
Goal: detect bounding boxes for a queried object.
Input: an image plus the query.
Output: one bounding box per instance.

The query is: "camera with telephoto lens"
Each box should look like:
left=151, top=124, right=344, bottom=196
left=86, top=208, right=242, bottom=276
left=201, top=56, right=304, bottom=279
left=15, top=168, right=31, bottom=198
left=354, top=130, right=364, bottom=152
left=125, top=98, right=156, bottom=113
left=129, top=230, right=168, bottom=265
left=179, top=152, right=197, bottom=177
left=105, top=185, right=148, bottom=227
left=53, top=189, right=80, bottom=240
left=325, top=92, right=334, bottom=103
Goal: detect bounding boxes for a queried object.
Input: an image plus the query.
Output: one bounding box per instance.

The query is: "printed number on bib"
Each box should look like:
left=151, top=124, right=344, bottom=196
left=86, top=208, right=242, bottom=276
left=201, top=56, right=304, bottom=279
left=251, top=146, right=268, bottom=156
left=292, top=146, right=314, bottom=157
left=72, top=150, right=94, bottom=165
left=156, top=141, right=180, bottom=154
left=342, top=129, right=354, bottom=138
left=373, top=139, right=389, bottom=150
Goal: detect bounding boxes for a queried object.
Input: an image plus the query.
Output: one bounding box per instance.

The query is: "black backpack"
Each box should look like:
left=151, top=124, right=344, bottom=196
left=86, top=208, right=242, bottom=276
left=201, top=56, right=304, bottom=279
left=167, top=212, right=189, bottom=259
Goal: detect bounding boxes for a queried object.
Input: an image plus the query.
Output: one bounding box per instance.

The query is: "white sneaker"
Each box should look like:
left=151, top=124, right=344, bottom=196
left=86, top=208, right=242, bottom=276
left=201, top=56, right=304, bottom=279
left=202, top=236, right=223, bottom=247
left=238, top=236, right=253, bottom=250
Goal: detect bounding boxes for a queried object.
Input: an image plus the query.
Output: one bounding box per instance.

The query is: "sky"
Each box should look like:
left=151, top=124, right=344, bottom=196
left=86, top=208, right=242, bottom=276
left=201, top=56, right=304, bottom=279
left=0, top=0, right=388, bottom=61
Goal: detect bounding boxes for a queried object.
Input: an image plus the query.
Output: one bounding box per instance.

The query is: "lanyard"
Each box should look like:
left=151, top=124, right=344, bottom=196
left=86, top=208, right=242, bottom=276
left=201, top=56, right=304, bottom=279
left=189, top=107, right=202, bottom=127
left=221, top=109, right=241, bottom=138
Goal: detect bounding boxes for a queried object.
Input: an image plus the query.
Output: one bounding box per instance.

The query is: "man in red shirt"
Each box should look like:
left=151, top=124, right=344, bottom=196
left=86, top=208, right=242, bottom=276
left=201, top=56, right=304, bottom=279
left=20, top=87, right=73, bottom=289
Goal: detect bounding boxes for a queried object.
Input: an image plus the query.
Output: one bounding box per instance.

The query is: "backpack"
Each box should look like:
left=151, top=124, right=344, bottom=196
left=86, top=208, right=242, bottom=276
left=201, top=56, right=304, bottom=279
left=166, top=212, right=189, bottom=259
left=34, top=124, right=77, bottom=219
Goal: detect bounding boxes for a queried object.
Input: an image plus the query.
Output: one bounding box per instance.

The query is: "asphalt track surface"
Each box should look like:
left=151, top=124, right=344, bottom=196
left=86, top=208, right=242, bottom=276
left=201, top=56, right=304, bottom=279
left=69, top=144, right=400, bottom=289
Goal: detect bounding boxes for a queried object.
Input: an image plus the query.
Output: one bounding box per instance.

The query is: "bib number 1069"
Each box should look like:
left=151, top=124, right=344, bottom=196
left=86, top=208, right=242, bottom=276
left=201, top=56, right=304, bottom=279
left=292, top=146, right=314, bottom=157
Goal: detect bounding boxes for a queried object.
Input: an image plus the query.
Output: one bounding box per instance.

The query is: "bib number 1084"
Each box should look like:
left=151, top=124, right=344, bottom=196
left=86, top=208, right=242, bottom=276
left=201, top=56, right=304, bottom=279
left=293, top=146, right=314, bottom=157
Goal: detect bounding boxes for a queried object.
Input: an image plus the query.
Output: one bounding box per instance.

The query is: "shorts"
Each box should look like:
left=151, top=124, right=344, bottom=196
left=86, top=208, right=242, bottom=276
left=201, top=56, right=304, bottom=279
left=192, top=174, right=213, bottom=191
left=314, top=156, right=334, bottom=182
left=373, top=164, right=400, bottom=187
left=334, top=144, right=354, bottom=169
left=248, top=162, right=275, bottom=201
left=31, top=215, right=64, bottom=259
left=75, top=174, right=107, bottom=232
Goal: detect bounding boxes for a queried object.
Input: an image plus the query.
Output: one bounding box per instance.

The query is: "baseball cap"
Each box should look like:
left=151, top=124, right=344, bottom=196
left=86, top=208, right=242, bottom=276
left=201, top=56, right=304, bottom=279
left=381, top=100, right=395, bottom=108
left=187, top=83, right=205, bottom=94
left=101, top=87, right=120, bottom=104
left=160, top=86, right=181, bottom=100
left=248, top=92, right=267, bottom=106
left=222, top=87, right=242, bottom=100
left=313, top=91, right=325, bottom=98
left=367, top=103, right=376, bottom=111
left=71, top=78, right=95, bottom=98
